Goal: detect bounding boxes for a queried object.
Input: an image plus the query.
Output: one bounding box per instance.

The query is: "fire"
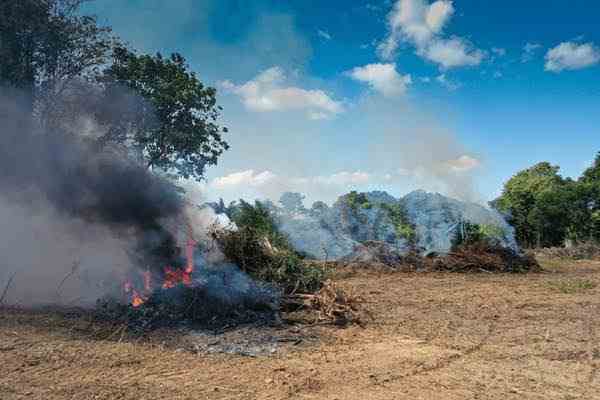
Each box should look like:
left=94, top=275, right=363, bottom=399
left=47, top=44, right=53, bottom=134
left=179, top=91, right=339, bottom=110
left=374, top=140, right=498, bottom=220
left=161, top=266, right=192, bottom=289
left=123, top=281, right=147, bottom=308
left=123, top=224, right=197, bottom=307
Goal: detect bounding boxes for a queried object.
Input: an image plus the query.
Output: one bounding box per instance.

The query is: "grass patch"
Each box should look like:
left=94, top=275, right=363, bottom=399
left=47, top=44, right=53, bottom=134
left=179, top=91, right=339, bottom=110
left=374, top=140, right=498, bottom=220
left=546, top=279, right=597, bottom=294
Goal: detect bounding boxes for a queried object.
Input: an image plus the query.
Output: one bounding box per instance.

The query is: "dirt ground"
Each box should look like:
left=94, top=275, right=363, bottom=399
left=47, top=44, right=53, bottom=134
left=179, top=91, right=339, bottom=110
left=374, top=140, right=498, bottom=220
left=1, top=258, right=600, bottom=400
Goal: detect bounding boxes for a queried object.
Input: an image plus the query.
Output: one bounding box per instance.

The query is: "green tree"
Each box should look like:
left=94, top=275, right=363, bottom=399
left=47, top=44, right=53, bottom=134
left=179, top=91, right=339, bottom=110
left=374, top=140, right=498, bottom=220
left=0, top=0, right=115, bottom=117
left=493, top=162, right=570, bottom=247
left=581, top=152, right=600, bottom=184
left=99, top=48, right=229, bottom=180
left=568, top=153, right=600, bottom=242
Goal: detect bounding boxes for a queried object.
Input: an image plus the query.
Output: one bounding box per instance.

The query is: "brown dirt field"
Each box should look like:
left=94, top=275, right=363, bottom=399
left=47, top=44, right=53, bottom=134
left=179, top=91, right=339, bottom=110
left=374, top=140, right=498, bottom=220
left=1, top=258, right=600, bottom=400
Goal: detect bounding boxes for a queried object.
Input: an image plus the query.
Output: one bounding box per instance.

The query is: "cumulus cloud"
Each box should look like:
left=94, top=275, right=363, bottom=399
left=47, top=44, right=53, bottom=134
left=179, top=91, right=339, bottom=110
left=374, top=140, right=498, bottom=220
left=378, top=0, right=484, bottom=69
left=220, top=67, right=344, bottom=119
left=421, top=37, right=484, bottom=68
left=211, top=170, right=277, bottom=189
left=544, top=41, right=600, bottom=72
left=346, top=63, right=412, bottom=97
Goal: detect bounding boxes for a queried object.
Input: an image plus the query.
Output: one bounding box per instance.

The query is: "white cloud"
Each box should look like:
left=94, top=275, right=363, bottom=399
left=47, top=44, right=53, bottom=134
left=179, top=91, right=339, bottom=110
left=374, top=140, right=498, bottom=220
left=521, top=42, right=541, bottom=63
left=378, top=0, right=484, bottom=69
left=435, top=73, right=460, bottom=90
left=544, top=41, right=600, bottom=72
left=220, top=67, right=344, bottom=119
left=421, top=37, right=484, bottom=68
left=346, top=63, right=412, bottom=97
left=314, top=171, right=372, bottom=185
left=317, top=29, right=332, bottom=40
left=446, top=155, right=480, bottom=172
left=211, top=170, right=277, bottom=189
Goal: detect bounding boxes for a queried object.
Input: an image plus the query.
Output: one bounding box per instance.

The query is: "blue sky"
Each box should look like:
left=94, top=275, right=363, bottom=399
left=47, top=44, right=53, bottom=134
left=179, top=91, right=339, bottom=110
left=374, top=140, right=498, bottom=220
left=84, top=0, right=600, bottom=204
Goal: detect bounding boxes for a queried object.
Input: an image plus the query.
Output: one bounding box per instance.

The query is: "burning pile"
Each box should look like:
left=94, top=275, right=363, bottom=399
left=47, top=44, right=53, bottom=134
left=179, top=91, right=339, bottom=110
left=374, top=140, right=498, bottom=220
left=122, top=226, right=196, bottom=309
left=0, top=92, right=280, bottom=329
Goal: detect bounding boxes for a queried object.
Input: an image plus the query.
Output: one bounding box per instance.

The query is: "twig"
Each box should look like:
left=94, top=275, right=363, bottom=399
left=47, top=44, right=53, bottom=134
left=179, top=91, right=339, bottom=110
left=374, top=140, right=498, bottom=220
left=56, top=260, right=80, bottom=302
left=0, top=272, right=16, bottom=306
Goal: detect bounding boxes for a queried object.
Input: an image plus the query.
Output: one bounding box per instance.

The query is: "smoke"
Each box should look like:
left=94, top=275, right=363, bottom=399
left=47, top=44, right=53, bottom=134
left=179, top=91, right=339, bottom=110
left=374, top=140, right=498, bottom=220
left=203, top=93, right=483, bottom=205
left=0, top=89, right=184, bottom=306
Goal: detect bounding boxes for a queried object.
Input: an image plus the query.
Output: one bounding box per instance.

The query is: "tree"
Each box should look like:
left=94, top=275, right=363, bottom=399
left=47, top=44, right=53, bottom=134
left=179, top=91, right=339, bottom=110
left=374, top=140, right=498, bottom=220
left=581, top=152, right=600, bottom=184
left=493, top=162, right=570, bottom=247
left=569, top=152, right=600, bottom=242
left=99, top=48, right=229, bottom=181
left=279, top=192, right=306, bottom=213
left=0, top=0, right=115, bottom=118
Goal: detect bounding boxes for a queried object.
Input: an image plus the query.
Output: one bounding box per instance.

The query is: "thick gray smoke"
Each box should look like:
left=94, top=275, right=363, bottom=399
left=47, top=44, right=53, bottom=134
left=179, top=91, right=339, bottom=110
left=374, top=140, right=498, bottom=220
left=0, top=89, right=184, bottom=306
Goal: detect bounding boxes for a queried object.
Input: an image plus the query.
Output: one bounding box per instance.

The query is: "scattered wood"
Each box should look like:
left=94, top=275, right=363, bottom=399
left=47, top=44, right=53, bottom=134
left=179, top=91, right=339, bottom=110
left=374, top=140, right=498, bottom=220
left=284, top=280, right=370, bottom=327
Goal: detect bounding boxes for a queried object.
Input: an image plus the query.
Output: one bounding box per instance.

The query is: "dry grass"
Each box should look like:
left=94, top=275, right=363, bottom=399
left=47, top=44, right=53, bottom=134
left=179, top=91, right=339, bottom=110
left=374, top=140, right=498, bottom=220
left=1, top=257, right=600, bottom=400
left=546, top=278, right=597, bottom=294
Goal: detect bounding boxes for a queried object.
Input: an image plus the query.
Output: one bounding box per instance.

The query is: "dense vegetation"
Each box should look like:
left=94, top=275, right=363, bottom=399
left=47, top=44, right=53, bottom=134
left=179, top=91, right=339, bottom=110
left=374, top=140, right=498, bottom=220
left=493, top=153, right=600, bottom=248
left=0, top=0, right=228, bottom=181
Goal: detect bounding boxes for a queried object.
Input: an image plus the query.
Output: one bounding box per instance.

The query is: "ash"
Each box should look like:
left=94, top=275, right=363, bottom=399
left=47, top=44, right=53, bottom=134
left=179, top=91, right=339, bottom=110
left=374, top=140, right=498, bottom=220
left=184, top=323, right=312, bottom=357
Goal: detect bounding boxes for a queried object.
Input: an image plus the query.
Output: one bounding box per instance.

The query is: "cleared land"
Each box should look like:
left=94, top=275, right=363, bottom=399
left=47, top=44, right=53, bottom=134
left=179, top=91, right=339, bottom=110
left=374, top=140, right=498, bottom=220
left=1, top=258, right=600, bottom=400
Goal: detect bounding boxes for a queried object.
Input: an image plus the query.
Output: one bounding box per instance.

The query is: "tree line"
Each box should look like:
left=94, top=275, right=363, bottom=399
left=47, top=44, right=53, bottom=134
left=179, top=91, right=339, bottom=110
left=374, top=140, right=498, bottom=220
left=493, top=153, right=600, bottom=248
left=0, top=0, right=228, bottom=181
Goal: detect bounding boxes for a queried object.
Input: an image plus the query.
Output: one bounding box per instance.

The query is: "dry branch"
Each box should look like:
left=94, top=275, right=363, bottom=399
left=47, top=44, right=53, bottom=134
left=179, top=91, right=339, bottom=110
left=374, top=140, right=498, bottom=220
left=0, top=272, right=16, bottom=305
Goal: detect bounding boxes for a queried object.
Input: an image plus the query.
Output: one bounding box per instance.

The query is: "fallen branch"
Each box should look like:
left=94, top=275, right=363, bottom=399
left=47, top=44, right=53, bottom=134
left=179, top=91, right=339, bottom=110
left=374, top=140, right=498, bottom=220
left=0, top=272, right=16, bottom=306
left=284, top=280, right=371, bottom=327
left=55, top=260, right=81, bottom=302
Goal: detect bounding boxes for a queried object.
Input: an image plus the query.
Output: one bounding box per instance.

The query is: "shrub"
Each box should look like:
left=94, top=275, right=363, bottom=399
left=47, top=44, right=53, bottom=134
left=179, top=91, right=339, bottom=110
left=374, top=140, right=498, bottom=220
left=344, top=191, right=372, bottom=211
left=452, top=221, right=507, bottom=248
left=213, top=201, right=328, bottom=294
left=380, top=202, right=415, bottom=242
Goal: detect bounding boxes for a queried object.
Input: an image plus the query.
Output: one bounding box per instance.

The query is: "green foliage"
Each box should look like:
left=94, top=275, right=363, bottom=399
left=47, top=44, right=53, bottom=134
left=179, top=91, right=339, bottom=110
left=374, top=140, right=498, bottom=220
left=100, top=47, right=229, bottom=181
left=214, top=201, right=327, bottom=294
left=494, top=154, right=600, bottom=247
left=228, top=200, right=289, bottom=249
left=452, top=222, right=508, bottom=248
left=453, top=221, right=484, bottom=247
left=344, top=191, right=372, bottom=211
left=493, top=162, right=573, bottom=247
left=0, top=1, right=115, bottom=114
left=380, top=202, right=415, bottom=242
left=581, top=152, right=600, bottom=184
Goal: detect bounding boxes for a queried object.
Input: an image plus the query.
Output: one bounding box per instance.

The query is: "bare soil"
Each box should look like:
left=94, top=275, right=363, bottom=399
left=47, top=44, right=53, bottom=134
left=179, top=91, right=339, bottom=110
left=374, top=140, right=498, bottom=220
left=1, top=258, right=600, bottom=400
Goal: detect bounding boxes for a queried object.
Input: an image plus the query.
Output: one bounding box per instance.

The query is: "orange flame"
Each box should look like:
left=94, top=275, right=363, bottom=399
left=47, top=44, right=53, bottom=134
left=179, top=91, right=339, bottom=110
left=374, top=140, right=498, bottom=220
left=124, top=280, right=147, bottom=308
left=124, top=223, right=197, bottom=307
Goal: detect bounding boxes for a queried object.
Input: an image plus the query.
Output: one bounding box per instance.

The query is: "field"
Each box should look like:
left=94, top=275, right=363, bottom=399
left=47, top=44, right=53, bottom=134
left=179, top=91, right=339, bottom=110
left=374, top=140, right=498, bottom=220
left=1, top=257, right=600, bottom=400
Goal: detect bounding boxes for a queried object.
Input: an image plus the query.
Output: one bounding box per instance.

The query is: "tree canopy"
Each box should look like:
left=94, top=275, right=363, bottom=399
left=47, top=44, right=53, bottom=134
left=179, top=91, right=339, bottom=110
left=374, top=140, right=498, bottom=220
left=0, top=0, right=115, bottom=117
left=99, top=47, right=229, bottom=181
left=494, top=157, right=600, bottom=247
left=1, top=2, right=230, bottom=182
